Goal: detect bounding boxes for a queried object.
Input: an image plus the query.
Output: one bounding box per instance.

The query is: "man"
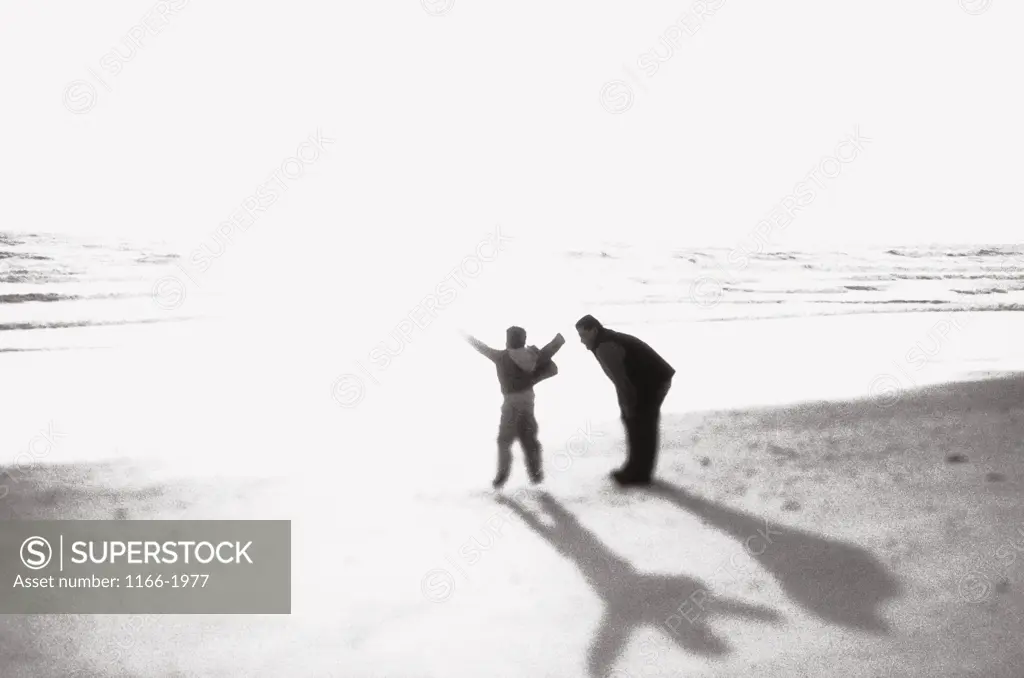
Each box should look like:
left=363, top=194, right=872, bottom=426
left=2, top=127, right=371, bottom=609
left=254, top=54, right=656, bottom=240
left=575, top=314, right=674, bottom=486
left=464, top=326, right=565, bottom=489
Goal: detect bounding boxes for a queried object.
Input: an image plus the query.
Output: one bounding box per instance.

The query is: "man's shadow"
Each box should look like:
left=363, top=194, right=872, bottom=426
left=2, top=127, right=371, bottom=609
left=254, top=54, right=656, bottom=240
left=646, top=481, right=902, bottom=633
left=495, top=492, right=782, bottom=678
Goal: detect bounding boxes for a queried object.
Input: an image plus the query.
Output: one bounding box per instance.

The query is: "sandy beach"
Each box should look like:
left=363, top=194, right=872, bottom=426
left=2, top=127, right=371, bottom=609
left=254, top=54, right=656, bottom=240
left=3, top=233, right=1024, bottom=677
left=5, top=0, right=1023, bottom=672
left=2, top=310, right=1022, bottom=676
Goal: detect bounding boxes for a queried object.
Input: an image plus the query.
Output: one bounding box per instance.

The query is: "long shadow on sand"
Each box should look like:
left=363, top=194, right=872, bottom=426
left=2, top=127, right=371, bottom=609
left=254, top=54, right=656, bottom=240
left=646, top=481, right=902, bottom=633
left=495, top=492, right=782, bottom=677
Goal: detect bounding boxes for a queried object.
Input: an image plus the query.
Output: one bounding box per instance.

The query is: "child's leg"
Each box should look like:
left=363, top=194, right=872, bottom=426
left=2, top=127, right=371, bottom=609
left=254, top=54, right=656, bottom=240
left=494, top=402, right=516, bottom=488
left=517, top=404, right=543, bottom=483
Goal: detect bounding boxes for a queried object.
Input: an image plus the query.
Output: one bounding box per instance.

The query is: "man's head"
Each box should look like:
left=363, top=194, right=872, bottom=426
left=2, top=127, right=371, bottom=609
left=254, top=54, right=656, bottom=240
left=575, top=314, right=603, bottom=350
left=506, top=326, right=527, bottom=350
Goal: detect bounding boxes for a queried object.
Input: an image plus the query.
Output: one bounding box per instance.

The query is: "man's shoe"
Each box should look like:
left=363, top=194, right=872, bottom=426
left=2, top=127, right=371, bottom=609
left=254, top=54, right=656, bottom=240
left=619, top=476, right=652, bottom=487
left=611, top=470, right=651, bottom=487
left=492, top=473, right=509, bottom=490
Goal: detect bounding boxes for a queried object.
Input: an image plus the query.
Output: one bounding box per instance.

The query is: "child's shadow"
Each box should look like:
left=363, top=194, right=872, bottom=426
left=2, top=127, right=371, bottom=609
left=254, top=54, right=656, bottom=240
left=646, top=481, right=902, bottom=633
left=495, top=492, right=782, bottom=678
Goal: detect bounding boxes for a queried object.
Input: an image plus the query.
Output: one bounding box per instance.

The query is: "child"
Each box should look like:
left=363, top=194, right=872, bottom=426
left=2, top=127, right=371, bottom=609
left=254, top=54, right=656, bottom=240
left=464, top=326, right=565, bottom=488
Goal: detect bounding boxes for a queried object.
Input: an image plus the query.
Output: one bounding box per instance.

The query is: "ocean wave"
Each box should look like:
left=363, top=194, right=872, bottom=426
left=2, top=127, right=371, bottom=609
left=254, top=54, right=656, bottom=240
left=0, top=293, right=76, bottom=304
left=0, top=232, right=193, bottom=353
left=885, top=245, right=1024, bottom=259
left=751, top=252, right=801, bottom=261
left=812, top=299, right=950, bottom=305
left=0, top=292, right=139, bottom=304
left=945, top=248, right=1020, bottom=258
left=5, top=233, right=1024, bottom=350
left=672, top=253, right=702, bottom=264
left=0, top=317, right=187, bottom=333
left=136, top=252, right=180, bottom=264
left=0, top=346, right=109, bottom=353
left=724, top=286, right=854, bottom=295
left=885, top=249, right=932, bottom=258
left=0, top=270, right=77, bottom=284
left=2, top=274, right=49, bottom=284
left=0, top=251, right=50, bottom=261
left=814, top=273, right=1022, bottom=282
left=692, top=304, right=1024, bottom=324
left=567, top=250, right=616, bottom=259
left=953, top=288, right=1012, bottom=296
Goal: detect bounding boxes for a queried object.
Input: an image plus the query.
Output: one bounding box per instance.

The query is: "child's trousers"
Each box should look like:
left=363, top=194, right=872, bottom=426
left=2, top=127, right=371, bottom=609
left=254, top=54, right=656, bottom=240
left=494, top=391, right=542, bottom=485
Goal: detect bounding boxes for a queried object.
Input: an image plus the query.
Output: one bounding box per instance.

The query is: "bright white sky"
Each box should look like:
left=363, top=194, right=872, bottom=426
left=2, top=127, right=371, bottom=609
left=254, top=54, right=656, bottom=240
left=2, top=0, right=1021, bottom=260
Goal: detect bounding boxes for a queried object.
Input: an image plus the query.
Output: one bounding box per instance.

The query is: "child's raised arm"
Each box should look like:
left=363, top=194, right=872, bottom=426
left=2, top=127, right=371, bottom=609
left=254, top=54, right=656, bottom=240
left=463, top=332, right=503, bottom=362
left=538, top=333, right=566, bottom=363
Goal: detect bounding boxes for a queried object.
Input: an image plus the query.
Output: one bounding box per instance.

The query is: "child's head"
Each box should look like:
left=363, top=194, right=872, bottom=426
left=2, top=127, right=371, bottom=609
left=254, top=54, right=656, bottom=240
left=505, top=326, right=527, bottom=349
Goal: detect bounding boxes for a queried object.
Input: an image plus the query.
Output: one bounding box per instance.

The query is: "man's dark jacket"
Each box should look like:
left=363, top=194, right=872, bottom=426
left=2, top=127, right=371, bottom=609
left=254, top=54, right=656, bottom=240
left=589, top=327, right=675, bottom=392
